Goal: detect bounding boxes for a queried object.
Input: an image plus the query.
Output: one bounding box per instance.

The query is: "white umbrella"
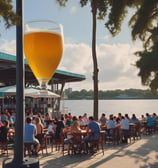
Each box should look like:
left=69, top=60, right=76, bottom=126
left=25, top=88, right=60, bottom=98
left=0, top=85, right=60, bottom=98
left=0, top=85, right=16, bottom=96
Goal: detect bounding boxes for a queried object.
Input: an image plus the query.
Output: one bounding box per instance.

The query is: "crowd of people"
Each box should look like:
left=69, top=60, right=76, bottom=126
left=0, top=108, right=158, bottom=155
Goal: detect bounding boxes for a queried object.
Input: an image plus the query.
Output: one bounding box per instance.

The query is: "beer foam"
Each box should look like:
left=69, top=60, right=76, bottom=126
left=24, top=30, right=61, bottom=37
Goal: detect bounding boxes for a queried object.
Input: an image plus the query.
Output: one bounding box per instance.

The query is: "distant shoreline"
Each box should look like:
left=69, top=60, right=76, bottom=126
left=65, top=98, right=158, bottom=100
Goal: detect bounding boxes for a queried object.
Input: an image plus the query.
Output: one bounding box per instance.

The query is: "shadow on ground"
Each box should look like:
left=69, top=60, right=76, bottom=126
left=40, top=134, right=158, bottom=168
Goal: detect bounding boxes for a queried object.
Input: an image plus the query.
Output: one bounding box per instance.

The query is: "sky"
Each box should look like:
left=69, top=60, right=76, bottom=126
left=0, top=0, right=148, bottom=91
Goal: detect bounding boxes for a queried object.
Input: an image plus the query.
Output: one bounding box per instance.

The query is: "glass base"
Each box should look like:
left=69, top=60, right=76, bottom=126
left=39, top=81, right=47, bottom=90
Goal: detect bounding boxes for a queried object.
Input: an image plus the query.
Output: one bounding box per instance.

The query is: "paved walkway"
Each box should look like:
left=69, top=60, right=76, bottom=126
left=1, top=134, right=158, bottom=168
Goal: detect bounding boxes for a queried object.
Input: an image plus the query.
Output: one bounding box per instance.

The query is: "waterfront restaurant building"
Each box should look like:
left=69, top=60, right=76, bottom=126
left=0, top=52, right=86, bottom=116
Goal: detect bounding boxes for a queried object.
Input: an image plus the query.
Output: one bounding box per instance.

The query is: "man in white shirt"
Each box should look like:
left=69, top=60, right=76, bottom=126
left=106, top=115, right=116, bottom=129
left=120, top=115, right=130, bottom=143
left=82, top=113, right=89, bottom=126
left=105, top=115, right=116, bottom=137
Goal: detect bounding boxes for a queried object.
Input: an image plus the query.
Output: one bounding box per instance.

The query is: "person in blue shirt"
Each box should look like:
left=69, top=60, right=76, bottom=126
left=1, top=112, right=8, bottom=122
left=24, top=117, right=40, bottom=155
left=99, top=113, right=107, bottom=124
left=83, top=116, right=100, bottom=142
left=130, top=114, right=139, bottom=124
left=105, top=115, right=116, bottom=136
left=83, top=116, right=101, bottom=153
left=146, top=113, right=154, bottom=135
left=152, top=113, right=158, bottom=121
left=146, top=113, right=154, bottom=127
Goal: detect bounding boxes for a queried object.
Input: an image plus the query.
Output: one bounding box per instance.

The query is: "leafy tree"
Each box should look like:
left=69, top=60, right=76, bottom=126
left=96, top=0, right=158, bottom=93
left=136, top=40, right=158, bottom=93
left=127, top=0, right=158, bottom=93
left=0, top=0, right=19, bottom=28
left=67, top=89, right=158, bottom=99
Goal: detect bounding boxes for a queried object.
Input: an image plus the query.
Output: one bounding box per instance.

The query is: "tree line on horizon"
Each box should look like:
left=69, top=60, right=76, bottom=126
left=65, top=88, right=158, bottom=100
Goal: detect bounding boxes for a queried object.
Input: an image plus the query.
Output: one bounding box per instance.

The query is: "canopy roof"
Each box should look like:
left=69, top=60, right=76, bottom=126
left=0, top=52, right=86, bottom=86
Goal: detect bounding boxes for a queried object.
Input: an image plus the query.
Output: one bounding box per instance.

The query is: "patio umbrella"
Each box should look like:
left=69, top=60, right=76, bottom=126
left=0, top=85, right=16, bottom=97
left=24, top=88, right=60, bottom=98
left=0, top=85, right=60, bottom=98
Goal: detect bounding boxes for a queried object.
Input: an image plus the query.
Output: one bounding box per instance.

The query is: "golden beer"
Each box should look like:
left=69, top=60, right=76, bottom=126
left=24, top=31, right=63, bottom=87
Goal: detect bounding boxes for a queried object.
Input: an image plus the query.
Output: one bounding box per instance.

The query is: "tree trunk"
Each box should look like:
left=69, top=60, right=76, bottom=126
left=91, top=0, right=99, bottom=120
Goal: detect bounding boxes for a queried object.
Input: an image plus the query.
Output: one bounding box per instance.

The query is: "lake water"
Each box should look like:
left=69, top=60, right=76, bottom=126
left=60, top=99, right=158, bottom=118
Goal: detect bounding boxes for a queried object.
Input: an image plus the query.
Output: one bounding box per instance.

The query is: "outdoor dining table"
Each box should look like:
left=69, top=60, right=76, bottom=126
left=79, top=130, right=105, bottom=138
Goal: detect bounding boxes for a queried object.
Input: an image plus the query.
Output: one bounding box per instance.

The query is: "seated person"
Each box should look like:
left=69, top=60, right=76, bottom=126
left=0, top=120, right=10, bottom=143
left=83, top=116, right=100, bottom=142
left=54, top=117, right=65, bottom=140
left=44, top=112, right=51, bottom=128
left=78, top=116, right=86, bottom=129
left=146, top=113, right=154, bottom=128
left=152, top=113, right=158, bottom=121
left=83, top=116, right=100, bottom=153
left=63, top=121, right=82, bottom=155
left=46, top=120, right=57, bottom=139
left=24, top=117, right=40, bottom=155
left=146, top=113, right=154, bottom=134
left=106, top=115, right=116, bottom=135
left=1, top=112, right=8, bottom=122
left=64, top=121, right=81, bottom=144
left=120, top=115, right=130, bottom=143
left=130, top=114, right=139, bottom=124
left=35, top=117, right=44, bottom=143
left=63, top=125, right=73, bottom=144
left=99, top=113, right=107, bottom=126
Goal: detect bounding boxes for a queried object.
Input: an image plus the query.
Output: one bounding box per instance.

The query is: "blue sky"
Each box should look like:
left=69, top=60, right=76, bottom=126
left=0, top=0, right=147, bottom=91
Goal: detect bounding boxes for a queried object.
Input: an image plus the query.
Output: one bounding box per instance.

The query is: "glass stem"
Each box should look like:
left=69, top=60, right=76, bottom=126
left=40, top=81, right=47, bottom=90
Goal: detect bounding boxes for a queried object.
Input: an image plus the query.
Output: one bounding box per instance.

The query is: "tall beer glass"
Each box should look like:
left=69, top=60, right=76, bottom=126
left=24, top=20, right=63, bottom=89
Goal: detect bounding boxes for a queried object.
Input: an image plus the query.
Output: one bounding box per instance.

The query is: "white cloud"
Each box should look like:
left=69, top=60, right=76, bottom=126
left=0, top=40, right=16, bottom=55
left=59, top=41, right=146, bottom=91
left=97, top=43, right=139, bottom=82
left=0, top=39, right=146, bottom=91
left=59, top=43, right=92, bottom=74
